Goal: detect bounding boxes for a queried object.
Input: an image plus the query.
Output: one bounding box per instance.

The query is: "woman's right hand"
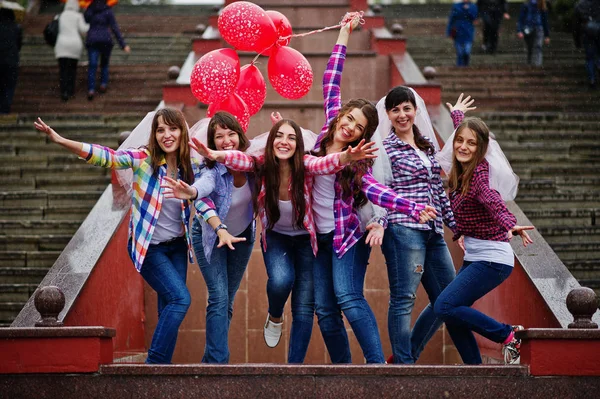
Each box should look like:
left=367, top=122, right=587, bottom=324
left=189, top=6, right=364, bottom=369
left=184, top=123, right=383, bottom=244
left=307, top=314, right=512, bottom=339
left=270, top=112, right=282, bottom=125
left=161, top=176, right=197, bottom=200
left=34, top=117, right=62, bottom=144
left=418, top=205, right=438, bottom=223
left=123, top=45, right=131, bottom=54
left=216, top=229, right=247, bottom=250
left=446, top=93, right=476, bottom=114
left=189, top=137, right=224, bottom=162
left=341, top=12, right=360, bottom=33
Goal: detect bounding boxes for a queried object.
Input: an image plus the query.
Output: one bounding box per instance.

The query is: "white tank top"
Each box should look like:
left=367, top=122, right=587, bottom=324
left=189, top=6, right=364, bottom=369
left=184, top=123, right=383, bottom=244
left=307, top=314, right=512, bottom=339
left=312, top=174, right=336, bottom=234
left=464, top=236, right=514, bottom=267
left=224, top=180, right=253, bottom=237
left=272, top=199, right=308, bottom=236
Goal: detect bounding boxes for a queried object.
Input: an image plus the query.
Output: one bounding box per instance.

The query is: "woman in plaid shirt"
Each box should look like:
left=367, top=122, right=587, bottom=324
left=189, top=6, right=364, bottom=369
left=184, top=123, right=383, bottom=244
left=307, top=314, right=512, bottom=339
left=34, top=108, right=201, bottom=364
left=311, top=17, right=437, bottom=364
left=433, top=109, right=534, bottom=364
left=192, top=117, right=377, bottom=362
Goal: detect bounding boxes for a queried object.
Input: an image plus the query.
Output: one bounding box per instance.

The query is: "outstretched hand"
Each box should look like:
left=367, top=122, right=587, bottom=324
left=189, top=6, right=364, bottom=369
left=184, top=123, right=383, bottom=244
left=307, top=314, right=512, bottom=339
left=190, top=137, right=218, bottom=161
left=34, top=117, right=62, bottom=143
left=509, top=225, right=535, bottom=247
left=365, top=221, right=384, bottom=247
left=418, top=205, right=437, bottom=224
left=270, top=112, right=282, bottom=125
left=446, top=93, right=476, bottom=114
left=161, top=176, right=197, bottom=200
left=216, top=229, right=246, bottom=250
left=341, top=139, right=378, bottom=164
left=341, top=12, right=361, bottom=33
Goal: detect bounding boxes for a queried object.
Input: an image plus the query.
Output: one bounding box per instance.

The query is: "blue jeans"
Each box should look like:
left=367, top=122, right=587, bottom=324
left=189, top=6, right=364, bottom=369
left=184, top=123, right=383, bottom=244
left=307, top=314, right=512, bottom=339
left=383, top=224, right=469, bottom=364
left=524, top=26, right=544, bottom=66
left=262, top=230, right=315, bottom=363
left=134, top=236, right=191, bottom=364
left=314, top=232, right=385, bottom=364
left=192, top=218, right=254, bottom=363
left=454, top=41, right=472, bottom=67
left=434, top=260, right=514, bottom=364
left=87, top=44, right=112, bottom=92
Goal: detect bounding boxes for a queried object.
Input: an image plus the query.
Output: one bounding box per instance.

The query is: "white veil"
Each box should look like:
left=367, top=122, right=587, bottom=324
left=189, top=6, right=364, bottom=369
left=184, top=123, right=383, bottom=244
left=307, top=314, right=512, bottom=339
left=436, top=130, right=519, bottom=201
left=371, top=87, right=439, bottom=186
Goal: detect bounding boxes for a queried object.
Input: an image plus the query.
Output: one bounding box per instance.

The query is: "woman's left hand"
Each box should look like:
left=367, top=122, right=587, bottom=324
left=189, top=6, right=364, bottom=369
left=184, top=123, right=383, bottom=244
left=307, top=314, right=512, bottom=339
left=365, top=222, right=384, bottom=247
left=418, top=205, right=437, bottom=224
left=341, top=139, right=378, bottom=164
left=508, top=225, right=535, bottom=247
left=446, top=92, right=476, bottom=114
left=270, top=112, right=282, bottom=125
left=161, top=176, right=197, bottom=200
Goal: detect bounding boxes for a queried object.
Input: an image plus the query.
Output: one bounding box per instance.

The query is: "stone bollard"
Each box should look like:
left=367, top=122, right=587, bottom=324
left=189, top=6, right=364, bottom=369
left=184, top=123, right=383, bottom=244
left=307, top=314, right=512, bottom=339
left=167, top=65, right=181, bottom=80
left=423, top=66, right=437, bottom=81
left=567, top=287, right=599, bottom=329
left=391, top=23, right=404, bottom=35
left=34, top=286, right=65, bottom=327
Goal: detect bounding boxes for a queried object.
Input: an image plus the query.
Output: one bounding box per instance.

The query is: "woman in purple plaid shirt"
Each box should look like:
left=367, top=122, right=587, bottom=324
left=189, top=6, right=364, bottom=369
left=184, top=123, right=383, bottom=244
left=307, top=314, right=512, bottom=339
left=433, top=108, right=534, bottom=364
left=311, top=16, right=437, bottom=364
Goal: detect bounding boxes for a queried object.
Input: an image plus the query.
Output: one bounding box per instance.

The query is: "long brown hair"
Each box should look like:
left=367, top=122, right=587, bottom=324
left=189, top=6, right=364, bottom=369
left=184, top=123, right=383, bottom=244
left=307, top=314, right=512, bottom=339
left=148, top=108, right=194, bottom=184
left=206, top=111, right=250, bottom=169
left=385, top=86, right=435, bottom=155
left=254, top=120, right=306, bottom=230
left=448, top=117, right=490, bottom=197
left=315, top=99, right=378, bottom=208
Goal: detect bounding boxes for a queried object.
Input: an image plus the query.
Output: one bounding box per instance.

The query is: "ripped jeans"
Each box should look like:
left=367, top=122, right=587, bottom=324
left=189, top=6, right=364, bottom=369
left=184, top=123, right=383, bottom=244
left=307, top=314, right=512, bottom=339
left=382, top=224, right=462, bottom=364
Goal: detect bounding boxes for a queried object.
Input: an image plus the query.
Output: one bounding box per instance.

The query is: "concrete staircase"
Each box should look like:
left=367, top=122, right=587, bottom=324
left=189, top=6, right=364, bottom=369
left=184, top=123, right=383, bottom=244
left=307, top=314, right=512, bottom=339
left=0, top=5, right=211, bottom=327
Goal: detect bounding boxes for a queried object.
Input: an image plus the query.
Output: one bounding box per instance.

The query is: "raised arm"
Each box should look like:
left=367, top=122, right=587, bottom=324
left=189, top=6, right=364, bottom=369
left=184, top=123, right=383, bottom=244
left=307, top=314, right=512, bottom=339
left=304, top=139, right=378, bottom=175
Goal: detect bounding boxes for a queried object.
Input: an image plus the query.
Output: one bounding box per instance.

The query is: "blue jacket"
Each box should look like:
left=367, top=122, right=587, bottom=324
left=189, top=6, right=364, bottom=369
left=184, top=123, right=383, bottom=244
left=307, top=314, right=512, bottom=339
left=447, top=2, right=479, bottom=44
left=517, top=0, right=550, bottom=37
left=84, top=1, right=126, bottom=48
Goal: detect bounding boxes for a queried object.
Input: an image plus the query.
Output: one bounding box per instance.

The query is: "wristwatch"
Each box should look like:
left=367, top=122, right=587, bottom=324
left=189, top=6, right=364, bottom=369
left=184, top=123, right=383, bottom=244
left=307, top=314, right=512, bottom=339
left=214, top=223, right=228, bottom=234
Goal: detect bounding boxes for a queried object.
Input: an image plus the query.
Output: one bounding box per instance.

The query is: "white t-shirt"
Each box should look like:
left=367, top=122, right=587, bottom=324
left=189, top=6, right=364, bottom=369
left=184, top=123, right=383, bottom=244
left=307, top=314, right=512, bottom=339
left=312, top=174, right=336, bottom=234
left=464, top=236, right=514, bottom=267
left=224, top=181, right=253, bottom=236
left=151, top=197, right=184, bottom=244
left=272, top=199, right=308, bottom=236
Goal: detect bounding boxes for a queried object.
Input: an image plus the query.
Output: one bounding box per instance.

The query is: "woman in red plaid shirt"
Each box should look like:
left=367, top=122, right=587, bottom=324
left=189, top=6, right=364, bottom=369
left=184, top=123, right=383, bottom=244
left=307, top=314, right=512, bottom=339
left=191, top=118, right=377, bottom=363
left=433, top=108, right=534, bottom=364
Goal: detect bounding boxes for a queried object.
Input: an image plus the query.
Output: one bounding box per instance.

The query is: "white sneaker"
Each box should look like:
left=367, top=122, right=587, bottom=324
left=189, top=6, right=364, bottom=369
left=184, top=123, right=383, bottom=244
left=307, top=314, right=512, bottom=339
left=263, top=313, right=283, bottom=348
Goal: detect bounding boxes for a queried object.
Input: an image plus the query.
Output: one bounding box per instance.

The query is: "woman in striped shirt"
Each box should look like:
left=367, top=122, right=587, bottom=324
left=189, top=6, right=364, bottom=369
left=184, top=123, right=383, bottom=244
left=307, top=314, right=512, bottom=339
left=434, top=109, right=534, bottom=364
left=34, top=108, right=201, bottom=364
left=192, top=118, right=377, bottom=363
left=311, top=17, right=436, bottom=364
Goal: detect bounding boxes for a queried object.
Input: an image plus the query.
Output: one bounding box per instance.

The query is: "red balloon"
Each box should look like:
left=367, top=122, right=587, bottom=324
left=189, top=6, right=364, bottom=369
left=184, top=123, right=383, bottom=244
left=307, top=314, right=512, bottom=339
left=235, top=64, right=266, bottom=116
left=190, top=48, right=240, bottom=105
left=264, top=10, right=293, bottom=57
left=268, top=46, right=313, bottom=100
left=207, top=93, right=250, bottom=133
left=218, top=1, right=277, bottom=53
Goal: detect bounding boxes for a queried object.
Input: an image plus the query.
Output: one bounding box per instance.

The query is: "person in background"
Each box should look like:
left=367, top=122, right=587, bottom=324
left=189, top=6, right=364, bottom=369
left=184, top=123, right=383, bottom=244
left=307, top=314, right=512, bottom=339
left=517, top=0, right=550, bottom=67
left=84, top=0, right=130, bottom=100
left=0, top=4, right=23, bottom=114
left=447, top=0, right=479, bottom=67
left=573, top=0, right=600, bottom=89
left=55, top=0, right=89, bottom=102
left=477, top=0, right=510, bottom=54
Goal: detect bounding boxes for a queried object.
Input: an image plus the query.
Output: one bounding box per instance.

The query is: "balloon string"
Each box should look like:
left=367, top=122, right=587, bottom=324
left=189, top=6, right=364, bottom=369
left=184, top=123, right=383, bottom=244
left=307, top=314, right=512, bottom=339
left=253, top=11, right=365, bottom=61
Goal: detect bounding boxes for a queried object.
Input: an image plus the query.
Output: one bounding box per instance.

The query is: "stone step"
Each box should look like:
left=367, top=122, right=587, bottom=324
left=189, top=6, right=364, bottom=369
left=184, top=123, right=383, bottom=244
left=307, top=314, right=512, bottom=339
left=512, top=165, right=600, bottom=179
left=0, top=205, right=92, bottom=222
left=539, top=226, right=600, bottom=245
left=0, top=251, right=61, bottom=269
left=518, top=178, right=600, bottom=195
left=0, top=302, right=24, bottom=325
left=0, top=267, right=48, bottom=284
left=0, top=235, right=73, bottom=252
left=519, top=208, right=599, bottom=227
left=0, top=220, right=82, bottom=236
left=7, top=165, right=111, bottom=179
left=0, top=284, right=37, bottom=303
left=0, top=191, right=104, bottom=209
left=515, top=193, right=600, bottom=209
left=547, top=243, right=600, bottom=261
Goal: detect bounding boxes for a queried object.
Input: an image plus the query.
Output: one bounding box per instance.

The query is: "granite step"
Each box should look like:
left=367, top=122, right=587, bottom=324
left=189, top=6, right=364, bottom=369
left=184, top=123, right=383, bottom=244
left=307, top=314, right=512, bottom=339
left=0, top=284, right=37, bottom=303
left=0, top=251, right=62, bottom=269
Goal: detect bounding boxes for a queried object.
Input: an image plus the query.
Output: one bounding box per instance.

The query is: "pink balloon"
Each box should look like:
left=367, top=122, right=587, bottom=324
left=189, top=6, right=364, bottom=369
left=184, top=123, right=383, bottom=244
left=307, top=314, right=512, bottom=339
left=207, top=93, right=250, bottom=132
left=190, top=48, right=240, bottom=105
left=218, top=1, right=278, bottom=53
left=235, top=64, right=266, bottom=116
left=268, top=46, right=313, bottom=100
left=264, top=10, right=293, bottom=57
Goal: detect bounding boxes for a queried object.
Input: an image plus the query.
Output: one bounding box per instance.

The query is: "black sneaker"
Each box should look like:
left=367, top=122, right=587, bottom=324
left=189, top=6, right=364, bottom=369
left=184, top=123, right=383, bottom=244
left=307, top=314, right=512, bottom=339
left=502, top=325, right=524, bottom=364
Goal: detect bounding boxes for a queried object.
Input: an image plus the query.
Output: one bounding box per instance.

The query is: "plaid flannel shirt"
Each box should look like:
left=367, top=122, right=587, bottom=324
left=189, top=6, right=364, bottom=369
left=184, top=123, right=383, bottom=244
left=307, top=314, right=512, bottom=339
left=222, top=150, right=346, bottom=256
left=81, top=143, right=197, bottom=271
left=383, top=132, right=456, bottom=234
left=449, top=110, right=517, bottom=241
left=313, top=44, right=424, bottom=257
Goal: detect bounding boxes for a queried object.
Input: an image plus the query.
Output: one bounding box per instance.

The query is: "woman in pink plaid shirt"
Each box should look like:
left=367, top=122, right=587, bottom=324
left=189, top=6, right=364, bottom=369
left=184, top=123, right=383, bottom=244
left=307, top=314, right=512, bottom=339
left=434, top=107, right=534, bottom=364
left=192, top=117, right=377, bottom=363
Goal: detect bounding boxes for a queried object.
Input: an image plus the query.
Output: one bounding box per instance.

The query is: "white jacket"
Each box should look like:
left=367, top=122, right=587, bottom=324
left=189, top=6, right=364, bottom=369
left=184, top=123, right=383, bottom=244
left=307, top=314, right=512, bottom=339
left=54, top=0, right=89, bottom=60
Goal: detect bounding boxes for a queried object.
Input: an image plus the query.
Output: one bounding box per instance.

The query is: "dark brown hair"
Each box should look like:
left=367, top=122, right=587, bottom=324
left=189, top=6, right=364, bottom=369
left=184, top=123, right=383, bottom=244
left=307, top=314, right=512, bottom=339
left=254, top=120, right=306, bottom=230
left=315, top=99, right=378, bottom=208
left=448, top=117, right=490, bottom=197
left=148, top=108, right=194, bottom=184
left=385, top=86, right=435, bottom=155
left=206, top=111, right=250, bottom=168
